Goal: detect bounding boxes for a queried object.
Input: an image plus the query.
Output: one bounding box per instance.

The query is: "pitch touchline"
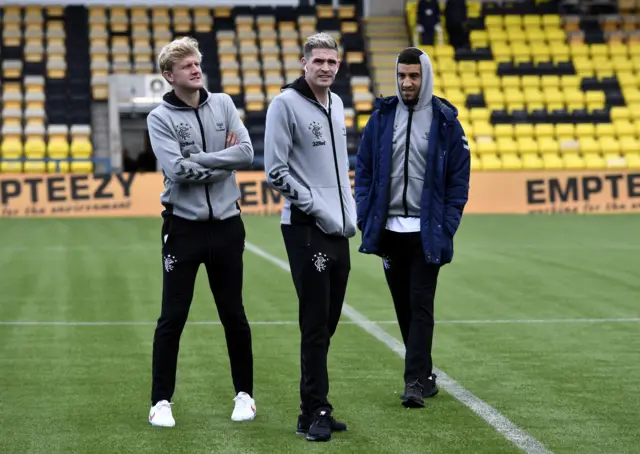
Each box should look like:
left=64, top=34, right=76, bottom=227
left=1, top=318, right=638, bottom=326
left=244, top=242, right=553, bottom=454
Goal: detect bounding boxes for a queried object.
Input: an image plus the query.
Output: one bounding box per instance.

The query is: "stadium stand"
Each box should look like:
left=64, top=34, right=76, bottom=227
left=2, top=0, right=640, bottom=173
left=1, top=5, right=94, bottom=173
left=403, top=0, right=640, bottom=171
left=0, top=1, right=370, bottom=173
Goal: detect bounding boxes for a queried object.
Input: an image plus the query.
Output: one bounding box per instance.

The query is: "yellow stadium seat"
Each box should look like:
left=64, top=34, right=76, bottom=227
left=575, top=123, right=595, bottom=138
left=480, top=74, right=501, bottom=90
left=460, top=75, right=481, bottom=94
left=476, top=140, right=497, bottom=155
left=620, top=137, right=640, bottom=154
left=610, top=107, right=630, bottom=122
left=505, top=89, right=525, bottom=112
left=589, top=43, right=608, bottom=59
left=584, top=153, right=606, bottom=169
left=521, top=76, right=540, bottom=90
left=555, top=124, right=575, bottom=141
left=522, top=154, right=544, bottom=170
left=586, top=91, right=605, bottom=110
left=595, top=123, right=615, bottom=138
left=480, top=153, right=502, bottom=170
left=1, top=138, right=23, bottom=158
left=615, top=121, right=636, bottom=138
left=539, top=138, right=560, bottom=154
left=477, top=61, right=497, bottom=74
left=524, top=88, right=544, bottom=107
left=457, top=61, right=477, bottom=75
left=1, top=161, right=23, bottom=172
left=580, top=137, right=600, bottom=154
left=543, top=153, right=564, bottom=169
left=497, top=138, right=517, bottom=154
left=501, top=76, right=520, bottom=90
left=514, top=124, right=534, bottom=139
left=491, top=43, right=511, bottom=61
left=612, top=58, right=634, bottom=73
left=472, top=122, right=494, bottom=140
left=470, top=108, right=490, bottom=123
left=535, top=124, right=554, bottom=139
left=600, top=137, right=621, bottom=154
left=470, top=30, right=489, bottom=48
left=563, top=151, right=585, bottom=169
left=23, top=161, right=46, bottom=173
left=484, top=89, right=505, bottom=110
left=609, top=42, right=628, bottom=58
left=624, top=89, right=640, bottom=105
left=626, top=153, right=640, bottom=169
left=630, top=105, right=640, bottom=121
left=517, top=137, right=538, bottom=154
left=494, top=124, right=513, bottom=140
left=24, top=138, right=46, bottom=158
left=501, top=153, right=522, bottom=170
left=70, top=161, right=94, bottom=173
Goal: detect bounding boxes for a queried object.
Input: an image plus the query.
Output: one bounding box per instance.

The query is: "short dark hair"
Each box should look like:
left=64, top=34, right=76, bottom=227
left=397, top=48, right=423, bottom=65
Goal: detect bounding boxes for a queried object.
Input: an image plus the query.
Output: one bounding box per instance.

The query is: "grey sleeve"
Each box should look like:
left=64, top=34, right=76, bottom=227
left=263, top=97, right=314, bottom=213
left=147, top=112, right=231, bottom=184
left=189, top=94, right=254, bottom=170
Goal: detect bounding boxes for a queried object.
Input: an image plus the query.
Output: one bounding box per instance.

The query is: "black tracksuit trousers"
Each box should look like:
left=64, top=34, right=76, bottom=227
left=281, top=215, right=351, bottom=414
left=379, top=230, right=440, bottom=385
left=151, top=214, right=253, bottom=405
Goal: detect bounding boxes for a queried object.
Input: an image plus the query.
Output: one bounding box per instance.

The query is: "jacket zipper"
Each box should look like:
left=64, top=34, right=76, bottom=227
left=193, top=108, right=214, bottom=221
left=324, top=106, right=346, bottom=234
left=402, top=107, right=414, bottom=216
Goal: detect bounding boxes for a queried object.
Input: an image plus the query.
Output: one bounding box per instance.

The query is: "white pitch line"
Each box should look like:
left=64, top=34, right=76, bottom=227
left=244, top=241, right=553, bottom=454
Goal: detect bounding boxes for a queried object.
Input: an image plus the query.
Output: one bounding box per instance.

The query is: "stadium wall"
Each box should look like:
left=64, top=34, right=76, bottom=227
left=2, top=170, right=640, bottom=218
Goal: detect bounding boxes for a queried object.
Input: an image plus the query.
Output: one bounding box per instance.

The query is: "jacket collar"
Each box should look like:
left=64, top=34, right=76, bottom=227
left=375, top=95, right=458, bottom=123
left=162, top=87, right=209, bottom=109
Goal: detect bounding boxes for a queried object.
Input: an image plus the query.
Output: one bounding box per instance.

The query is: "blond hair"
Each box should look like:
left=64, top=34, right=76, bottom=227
left=157, top=36, right=202, bottom=74
left=303, top=32, right=339, bottom=60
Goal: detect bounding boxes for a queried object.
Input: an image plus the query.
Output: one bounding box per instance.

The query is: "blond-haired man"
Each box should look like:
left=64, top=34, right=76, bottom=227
left=264, top=32, right=355, bottom=442
left=146, top=36, right=256, bottom=427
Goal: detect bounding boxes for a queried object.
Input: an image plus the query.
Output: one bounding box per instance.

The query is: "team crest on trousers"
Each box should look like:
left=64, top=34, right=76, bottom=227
left=164, top=254, right=177, bottom=273
left=312, top=253, right=329, bottom=272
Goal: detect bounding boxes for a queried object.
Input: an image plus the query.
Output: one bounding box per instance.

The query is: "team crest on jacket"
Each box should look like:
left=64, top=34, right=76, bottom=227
left=174, top=123, right=191, bottom=141
left=309, top=121, right=326, bottom=147
left=312, top=252, right=329, bottom=272
left=174, top=122, right=195, bottom=149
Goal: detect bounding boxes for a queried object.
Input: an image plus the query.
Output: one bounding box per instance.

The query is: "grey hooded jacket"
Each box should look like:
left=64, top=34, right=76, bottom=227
left=389, top=50, right=434, bottom=217
left=147, top=88, right=253, bottom=221
left=264, top=77, right=357, bottom=238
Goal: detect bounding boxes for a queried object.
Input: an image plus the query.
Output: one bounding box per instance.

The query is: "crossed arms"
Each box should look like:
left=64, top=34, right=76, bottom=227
left=147, top=95, right=253, bottom=184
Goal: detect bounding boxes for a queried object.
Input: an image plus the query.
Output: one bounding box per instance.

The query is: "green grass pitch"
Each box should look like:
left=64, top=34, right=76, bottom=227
left=1, top=214, right=639, bottom=453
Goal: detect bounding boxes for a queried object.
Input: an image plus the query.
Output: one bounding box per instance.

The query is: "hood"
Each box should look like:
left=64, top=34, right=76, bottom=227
left=395, top=48, right=434, bottom=111
left=281, top=76, right=332, bottom=109
left=161, top=87, right=211, bottom=110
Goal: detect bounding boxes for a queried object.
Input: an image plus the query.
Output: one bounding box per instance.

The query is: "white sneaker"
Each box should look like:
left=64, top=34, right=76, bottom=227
left=149, top=400, right=175, bottom=427
left=231, top=392, right=256, bottom=421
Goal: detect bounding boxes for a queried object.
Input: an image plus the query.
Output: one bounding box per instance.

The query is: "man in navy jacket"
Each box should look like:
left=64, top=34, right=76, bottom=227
left=354, top=47, right=470, bottom=408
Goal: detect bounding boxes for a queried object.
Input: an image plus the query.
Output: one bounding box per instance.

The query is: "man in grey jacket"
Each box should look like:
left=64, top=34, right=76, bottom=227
left=264, top=32, right=356, bottom=442
left=146, top=37, right=256, bottom=427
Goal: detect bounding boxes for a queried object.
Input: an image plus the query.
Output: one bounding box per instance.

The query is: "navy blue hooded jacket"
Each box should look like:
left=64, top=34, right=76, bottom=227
left=354, top=94, right=471, bottom=266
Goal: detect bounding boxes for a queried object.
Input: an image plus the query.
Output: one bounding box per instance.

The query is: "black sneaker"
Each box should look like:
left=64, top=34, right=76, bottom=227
left=400, top=374, right=439, bottom=399
left=296, top=412, right=347, bottom=435
left=402, top=379, right=425, bottom=408
left=423, top=373, right=439, bottom=398
left=305, top=409, right=332, bottom=442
